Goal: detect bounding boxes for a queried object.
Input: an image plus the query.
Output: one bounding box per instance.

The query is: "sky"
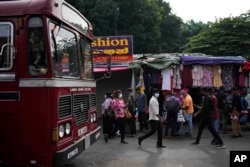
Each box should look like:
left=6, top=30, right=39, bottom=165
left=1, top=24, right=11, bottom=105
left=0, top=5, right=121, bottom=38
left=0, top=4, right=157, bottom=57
left=165, top=0, right=250, bottom=23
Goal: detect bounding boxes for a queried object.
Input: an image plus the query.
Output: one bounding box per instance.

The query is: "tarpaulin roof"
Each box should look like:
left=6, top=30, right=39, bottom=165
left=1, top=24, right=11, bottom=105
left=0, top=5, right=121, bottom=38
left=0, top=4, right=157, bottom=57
left=181, top=55, right=246, bottom=65
left=129, top=53, right=180, bottom=70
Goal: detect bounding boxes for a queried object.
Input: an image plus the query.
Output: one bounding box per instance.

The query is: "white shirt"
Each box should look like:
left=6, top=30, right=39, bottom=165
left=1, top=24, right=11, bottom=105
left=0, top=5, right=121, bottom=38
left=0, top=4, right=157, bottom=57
left=101, top=98, right=112, bottom=114
left=149, top=96, right=159, bottom=121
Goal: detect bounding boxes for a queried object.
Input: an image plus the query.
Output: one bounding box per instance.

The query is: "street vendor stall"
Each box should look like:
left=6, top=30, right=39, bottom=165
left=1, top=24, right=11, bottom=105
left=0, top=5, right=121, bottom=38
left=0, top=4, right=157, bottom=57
left=181, top=55, right=246, bottom=90
left=129, top=54, right=246, bottom=95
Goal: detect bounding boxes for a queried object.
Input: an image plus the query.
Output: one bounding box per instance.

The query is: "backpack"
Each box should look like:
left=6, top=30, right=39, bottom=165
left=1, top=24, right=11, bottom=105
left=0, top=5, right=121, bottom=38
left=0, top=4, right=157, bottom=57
left=166, top=98, right=179, bottom=113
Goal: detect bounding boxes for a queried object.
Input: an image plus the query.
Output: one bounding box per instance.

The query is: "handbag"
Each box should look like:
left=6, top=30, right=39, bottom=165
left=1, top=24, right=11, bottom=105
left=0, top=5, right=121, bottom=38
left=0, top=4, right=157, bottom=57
left=177, top=110, right=185, bottom=123
left=124, top=109, right=132, bottom=119
left=104, top=106, right=114, bottom=118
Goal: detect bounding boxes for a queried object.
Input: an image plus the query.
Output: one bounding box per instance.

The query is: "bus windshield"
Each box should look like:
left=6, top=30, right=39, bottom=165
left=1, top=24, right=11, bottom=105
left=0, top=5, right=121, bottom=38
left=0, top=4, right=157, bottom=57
left=50, top=22, right=94, bottom=79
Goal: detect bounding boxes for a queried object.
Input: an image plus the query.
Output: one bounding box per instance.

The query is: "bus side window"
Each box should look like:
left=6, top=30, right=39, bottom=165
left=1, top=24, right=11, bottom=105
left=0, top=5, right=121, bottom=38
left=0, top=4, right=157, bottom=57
left=0, top=23, right=14, bottom=71
left=28, top=17, right=48, bottom=76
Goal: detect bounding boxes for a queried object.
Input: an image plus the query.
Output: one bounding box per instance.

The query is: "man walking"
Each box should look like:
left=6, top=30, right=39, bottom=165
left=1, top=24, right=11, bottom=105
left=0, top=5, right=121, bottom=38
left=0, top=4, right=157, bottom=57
left=192, top=87, right=226, bottom=149
left=138, top=88, right=166, bottom=148
left=135, top=87, right=148, bottom=131
left=180, top=89, right=194, bottom=137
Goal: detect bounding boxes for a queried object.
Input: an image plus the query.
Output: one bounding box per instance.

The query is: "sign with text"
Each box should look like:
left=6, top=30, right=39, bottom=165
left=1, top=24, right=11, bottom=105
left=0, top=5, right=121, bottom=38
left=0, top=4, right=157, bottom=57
left=91, top=35, right=133, bottom=67
left=230, top=151, right=250, bottom=167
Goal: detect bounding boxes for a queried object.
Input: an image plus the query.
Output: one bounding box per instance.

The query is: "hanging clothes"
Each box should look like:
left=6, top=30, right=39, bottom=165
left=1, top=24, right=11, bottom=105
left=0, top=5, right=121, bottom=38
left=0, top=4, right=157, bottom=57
left=173, top=67, right=182, bottom=89
left=161, top=68, right=173, bottom=91
left=191, top=65, right=203, bottom=87
left=151, top=69, right=161, bottom=85
left=238, top=72, right=245, bottom=87
left=221, top=65, right=234, bottom=91
left=212, top=65, right=222, bottom=88
left=136, top=68, right=145, bottom=94
left=182, top=65, right=193, bottom=87
left=201, top=65, right=213, bottom=87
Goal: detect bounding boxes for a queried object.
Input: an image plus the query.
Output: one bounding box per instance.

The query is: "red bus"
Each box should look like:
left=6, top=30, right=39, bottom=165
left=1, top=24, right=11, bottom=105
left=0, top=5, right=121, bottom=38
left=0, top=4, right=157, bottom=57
left=0, top=0, right=101, bottom=166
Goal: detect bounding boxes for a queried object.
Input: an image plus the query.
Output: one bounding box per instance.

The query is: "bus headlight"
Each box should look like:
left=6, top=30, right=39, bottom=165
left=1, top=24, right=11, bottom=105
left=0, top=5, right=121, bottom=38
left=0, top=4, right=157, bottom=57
left=93, top=113, right=97, bottom=122
left=90, top=114, right=94, bottom=123
left=58, top=125, right=65, bottom=138
left=65, top=122, right=71, bottom=135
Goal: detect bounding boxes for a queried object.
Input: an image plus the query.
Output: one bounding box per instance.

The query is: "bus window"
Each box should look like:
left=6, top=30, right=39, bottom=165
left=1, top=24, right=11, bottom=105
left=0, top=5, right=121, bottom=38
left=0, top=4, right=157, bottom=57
left=0, top=22, right=14, bottom=70
left=28, top=17, right=48, bottom=76
left=80, top=38, right=93, bottom=79
left=50, top=23, right=79, bottom=78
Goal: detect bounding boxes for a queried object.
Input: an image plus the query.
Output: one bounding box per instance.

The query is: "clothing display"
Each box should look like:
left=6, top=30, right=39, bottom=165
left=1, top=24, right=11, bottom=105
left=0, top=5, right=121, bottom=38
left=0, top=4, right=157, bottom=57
left=173, top=67, right=182, bottom=89
left=212, top=65, right=222, bottom=88
left=201, top=65, right=213, bottom=87
left=161, top=68, right=173, bottom=91
left=221, top=65, right=234, bottom=91
left=191, top=65, right=203, bottom=87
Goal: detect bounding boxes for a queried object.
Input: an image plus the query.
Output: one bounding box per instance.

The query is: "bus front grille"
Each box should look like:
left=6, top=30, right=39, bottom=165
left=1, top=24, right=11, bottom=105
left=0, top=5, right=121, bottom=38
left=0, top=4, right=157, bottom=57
left=58, top=95, right=72, bottom=118
left=58, top=93, right=96, bottom=126
left=73, top=94, right=89, bottom=125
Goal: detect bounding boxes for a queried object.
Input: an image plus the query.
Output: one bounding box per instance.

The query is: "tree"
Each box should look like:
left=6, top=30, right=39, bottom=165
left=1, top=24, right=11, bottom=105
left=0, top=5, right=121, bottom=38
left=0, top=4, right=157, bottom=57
left=182, top=12, right=250, bottom=58
left=66, top=0, right=183, bottom=54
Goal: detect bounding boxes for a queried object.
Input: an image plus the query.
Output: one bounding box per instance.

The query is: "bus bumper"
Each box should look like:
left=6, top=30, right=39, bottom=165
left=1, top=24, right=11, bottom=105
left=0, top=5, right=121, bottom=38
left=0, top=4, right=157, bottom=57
left=54, top=126, right=101, bottom=167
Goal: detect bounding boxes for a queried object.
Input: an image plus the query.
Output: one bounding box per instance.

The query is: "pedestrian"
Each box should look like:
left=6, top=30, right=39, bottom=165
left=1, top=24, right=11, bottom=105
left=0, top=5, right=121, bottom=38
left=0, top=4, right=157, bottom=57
left=216, top=86, right=227, bottom=133
left=111, top=90, right=128, bottom=144
left=230, top=87, right=244, bottom=138
left=239, top=89, right=249, bottom=125
left=192, top=87, right=226, bottom=149
left=101, top=92, right=114, bottom=143
left=210, top=87, right=220, bottom=145
left=135, top=87, right=148, bottom=132
left=138, top=88, right=166, bottom=148
left=164, top=93, right=180, bottom=137
left=126, top=88, right=136, bottom=137
left=180, top=89, right=194, bottom=137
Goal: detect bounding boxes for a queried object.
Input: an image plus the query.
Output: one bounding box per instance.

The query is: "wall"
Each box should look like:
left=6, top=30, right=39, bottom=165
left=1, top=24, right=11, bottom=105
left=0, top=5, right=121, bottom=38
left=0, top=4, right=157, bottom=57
left=94, top=69, right=132, bottom=116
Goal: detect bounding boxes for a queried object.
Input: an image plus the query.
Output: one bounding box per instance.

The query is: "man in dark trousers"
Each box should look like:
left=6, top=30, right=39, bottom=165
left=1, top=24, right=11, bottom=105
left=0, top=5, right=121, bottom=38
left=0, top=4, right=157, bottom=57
left=138, top=88, right=166, bottom=148
left=216, top=86, right=227, bottom=134
left=192, top=87, right=226, bottom=149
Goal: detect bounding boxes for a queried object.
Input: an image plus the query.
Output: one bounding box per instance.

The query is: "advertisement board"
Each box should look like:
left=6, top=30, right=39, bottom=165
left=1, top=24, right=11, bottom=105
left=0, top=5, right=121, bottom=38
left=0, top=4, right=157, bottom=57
left=92, top=35, right=133, bottom=68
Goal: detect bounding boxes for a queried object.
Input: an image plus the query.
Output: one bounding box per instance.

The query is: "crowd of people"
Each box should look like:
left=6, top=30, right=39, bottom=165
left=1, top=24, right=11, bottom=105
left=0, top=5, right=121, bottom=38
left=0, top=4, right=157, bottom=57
left=101, top=86, right=250, bottom=148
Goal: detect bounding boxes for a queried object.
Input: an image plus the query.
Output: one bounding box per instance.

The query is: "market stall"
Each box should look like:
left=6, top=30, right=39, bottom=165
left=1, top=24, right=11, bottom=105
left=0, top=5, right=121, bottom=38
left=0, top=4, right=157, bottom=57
left=129, top=54, right=247, bottom=96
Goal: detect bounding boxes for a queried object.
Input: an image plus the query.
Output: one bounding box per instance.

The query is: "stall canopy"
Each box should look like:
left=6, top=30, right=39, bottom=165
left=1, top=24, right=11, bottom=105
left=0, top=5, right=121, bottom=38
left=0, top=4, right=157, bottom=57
left=181, top=55, right=246, bottom=65
left=129, top=53, right=180, bottom=70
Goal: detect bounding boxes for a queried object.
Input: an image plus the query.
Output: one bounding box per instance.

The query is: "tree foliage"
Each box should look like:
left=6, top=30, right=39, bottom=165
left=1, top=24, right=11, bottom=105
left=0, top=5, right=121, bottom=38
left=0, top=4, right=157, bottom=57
left=66, top=0, right=183, bottom=54
left=182, top=12, right=250, bottom=57
left=66, top=0, right=249, bottom=58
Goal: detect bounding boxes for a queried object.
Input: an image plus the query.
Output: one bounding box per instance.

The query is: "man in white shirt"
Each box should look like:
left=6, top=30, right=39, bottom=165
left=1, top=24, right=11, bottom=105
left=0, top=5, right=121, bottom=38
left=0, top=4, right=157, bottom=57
left=138, top=88, right=166, bottom=148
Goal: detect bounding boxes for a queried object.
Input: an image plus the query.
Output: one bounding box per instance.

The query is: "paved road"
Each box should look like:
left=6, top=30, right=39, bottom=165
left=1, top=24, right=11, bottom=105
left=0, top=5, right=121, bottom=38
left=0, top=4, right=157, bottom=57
left=63, top=122, right=250, bottom=167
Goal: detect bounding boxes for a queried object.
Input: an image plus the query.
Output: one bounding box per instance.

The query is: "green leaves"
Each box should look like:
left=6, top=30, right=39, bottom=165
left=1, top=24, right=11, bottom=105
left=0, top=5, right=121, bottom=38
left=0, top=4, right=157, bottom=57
left=182, top=12, right=250, bottom=57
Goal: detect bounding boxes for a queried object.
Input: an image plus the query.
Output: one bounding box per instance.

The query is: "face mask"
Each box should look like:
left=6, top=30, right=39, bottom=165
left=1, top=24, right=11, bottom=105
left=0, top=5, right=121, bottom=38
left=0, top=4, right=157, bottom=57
left=104, top=95, right=107, bottom=98
left=119, top=94, right=123, bottom=98
left=154, top=93, right=159, bottom=98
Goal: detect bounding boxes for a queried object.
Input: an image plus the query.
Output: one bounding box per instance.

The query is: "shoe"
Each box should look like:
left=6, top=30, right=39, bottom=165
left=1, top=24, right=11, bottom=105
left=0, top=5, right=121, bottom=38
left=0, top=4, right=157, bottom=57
left=238, top=134, right=243, bottom=137
left=191, top=142, right=200, bottom=146
left=185, top=133, right=192, bottom=137
left=121, top=140, right=128, bottom=144
left=216, top=144, right=226, bottom=149
left=210, top=140, right=216, bottom=145
left=231, top=135, right=238, bottom=138
left=138, top=137, right=142, bottom=146
left=156, top=145, right=166, bottom=148
left=104, top=134, right=108, bottom=143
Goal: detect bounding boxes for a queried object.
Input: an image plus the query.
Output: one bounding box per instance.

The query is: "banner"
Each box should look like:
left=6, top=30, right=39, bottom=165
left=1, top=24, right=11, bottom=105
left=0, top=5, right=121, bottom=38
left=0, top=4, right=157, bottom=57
left=91, top=35, right=133, bottom=67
